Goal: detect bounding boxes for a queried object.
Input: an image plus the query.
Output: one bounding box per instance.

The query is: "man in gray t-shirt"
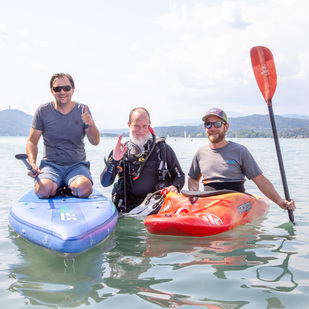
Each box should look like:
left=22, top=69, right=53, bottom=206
left=189, top=141, right=262, bottom=192
left=26, top=73, right=100, bottom=199
left=188, top=107, right=295, bottom=212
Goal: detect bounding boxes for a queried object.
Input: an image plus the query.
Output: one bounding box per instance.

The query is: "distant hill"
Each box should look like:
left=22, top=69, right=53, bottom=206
left=152, top=114, right=309, bottom=138
left=157, top=113, right=309, bottom=127
left=159, top=111, right=249, bottom=126
left=228, top=114, right=309, bottom=131
left=1, top=109, right=309, bottom=137
left=282, top=114, right=309, bottom=120
left=0, top=109, right=32, bottom=136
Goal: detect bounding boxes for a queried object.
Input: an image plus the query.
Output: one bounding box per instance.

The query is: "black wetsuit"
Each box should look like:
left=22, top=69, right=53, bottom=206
left=100, top=139, right=185, bottom=212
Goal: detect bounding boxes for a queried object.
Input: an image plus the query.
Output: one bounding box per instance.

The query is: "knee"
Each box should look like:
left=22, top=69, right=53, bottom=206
left=73, top=186, right=92, bottom=198
left=36, top=191, right=51, bottom=199
left=35, top=182, right=57, bottom=199
left=70, top=178, right=93, bottom=198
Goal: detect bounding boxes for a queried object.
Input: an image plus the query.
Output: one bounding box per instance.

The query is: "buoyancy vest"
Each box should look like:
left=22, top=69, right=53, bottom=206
left=112, top=136, right=171, bottom=212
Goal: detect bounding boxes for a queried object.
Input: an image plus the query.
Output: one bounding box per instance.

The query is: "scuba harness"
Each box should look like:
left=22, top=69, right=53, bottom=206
left=110, top=132, right=171, bottom=213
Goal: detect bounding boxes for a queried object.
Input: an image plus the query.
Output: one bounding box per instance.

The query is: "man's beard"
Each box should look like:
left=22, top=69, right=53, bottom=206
left=207, top=130, right=226, bottom=144
left=130, top=131, right=151, bottom=148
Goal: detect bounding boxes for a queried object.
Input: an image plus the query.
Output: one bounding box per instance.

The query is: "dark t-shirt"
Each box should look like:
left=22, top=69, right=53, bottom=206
left=32, top=101, right=90, bottom=166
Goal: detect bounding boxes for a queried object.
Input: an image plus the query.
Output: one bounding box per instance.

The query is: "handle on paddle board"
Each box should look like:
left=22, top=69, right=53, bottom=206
left=250, top=46, right=295, bottom=225
left=15, top=153, right=36, bottom=175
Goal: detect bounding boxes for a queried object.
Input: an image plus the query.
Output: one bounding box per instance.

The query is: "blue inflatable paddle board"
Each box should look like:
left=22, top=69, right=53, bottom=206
left=9, top=189, right=118, bottom=254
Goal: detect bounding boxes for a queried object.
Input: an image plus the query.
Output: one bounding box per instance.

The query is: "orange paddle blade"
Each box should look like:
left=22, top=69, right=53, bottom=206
left=250, top=46, right=277, bottom=105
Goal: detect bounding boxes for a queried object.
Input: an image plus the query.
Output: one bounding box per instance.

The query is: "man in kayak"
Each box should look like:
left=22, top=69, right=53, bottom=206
left=26, top=73, right=100, bottom=199
left=100, top=107, right=185, bottom=213
left=188, top=107, right=295, bottom=212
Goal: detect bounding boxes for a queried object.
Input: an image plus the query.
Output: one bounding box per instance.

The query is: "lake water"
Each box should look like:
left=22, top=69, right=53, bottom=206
left=0, top=136, right=308, bottom=308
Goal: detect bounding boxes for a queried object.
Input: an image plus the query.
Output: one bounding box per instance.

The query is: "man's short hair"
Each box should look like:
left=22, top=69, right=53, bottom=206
left=50, top=73, right=75, bottom=89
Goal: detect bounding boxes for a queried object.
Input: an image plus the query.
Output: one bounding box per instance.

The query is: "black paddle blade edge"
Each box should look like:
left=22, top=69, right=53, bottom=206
left=15, top=153, right=28, bottom=160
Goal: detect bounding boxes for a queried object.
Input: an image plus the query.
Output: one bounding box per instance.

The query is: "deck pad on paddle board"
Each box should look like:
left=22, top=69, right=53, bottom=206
left=9, top=189, right=118, bottom=254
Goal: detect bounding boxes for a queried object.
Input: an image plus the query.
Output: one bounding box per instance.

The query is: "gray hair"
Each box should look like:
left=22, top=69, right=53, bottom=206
left=128, top=107, right=150, bottom=124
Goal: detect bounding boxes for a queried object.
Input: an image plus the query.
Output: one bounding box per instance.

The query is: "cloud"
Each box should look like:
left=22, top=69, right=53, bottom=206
left=33, top=38, right=49, bottom=48
left=293, top=52, right=309, bottom=80
left=0, top=0, right=308, bottom=129
left=0, top=24, right=9, bottom=48
left=19, top=38, right=49, bottom=51
left=0, top=24, right=9, bottom=35
left=122, top=0, right=309, bottom=122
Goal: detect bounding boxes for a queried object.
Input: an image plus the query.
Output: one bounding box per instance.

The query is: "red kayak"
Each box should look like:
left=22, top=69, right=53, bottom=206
left=144, top=190, right=270, bottom=237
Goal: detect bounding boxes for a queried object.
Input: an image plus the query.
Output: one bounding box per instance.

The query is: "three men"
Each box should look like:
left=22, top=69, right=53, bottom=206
left=25, top=78, right=296, bottom=216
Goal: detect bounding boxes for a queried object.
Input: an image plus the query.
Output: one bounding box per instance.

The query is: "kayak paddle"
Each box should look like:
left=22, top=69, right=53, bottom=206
left=250, top=46, right=295, bottom=224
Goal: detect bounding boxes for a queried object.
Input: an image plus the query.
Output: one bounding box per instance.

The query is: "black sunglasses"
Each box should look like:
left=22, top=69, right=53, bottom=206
left=53, top=85, right=72, bottom=92
left=204, top=121, right=226, bottom=129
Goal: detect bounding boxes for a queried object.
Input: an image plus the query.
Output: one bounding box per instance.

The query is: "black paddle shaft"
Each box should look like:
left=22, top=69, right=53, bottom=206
left=267, top=101, right=295, bottom=224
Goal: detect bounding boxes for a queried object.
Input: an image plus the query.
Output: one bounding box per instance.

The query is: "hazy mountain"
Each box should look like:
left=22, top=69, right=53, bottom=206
left=227, top=114, right=309, bottom=131
left=159, top=111, right=249, bottom=126
left=1, top=109, right=309, bottom=137
left=153, top=114, right=309, bottom=136
left=281, top=114, right=309, bottom=120
left=0, top=109, right=32, bottom=136
left=158, top=112, right=309, bottom=127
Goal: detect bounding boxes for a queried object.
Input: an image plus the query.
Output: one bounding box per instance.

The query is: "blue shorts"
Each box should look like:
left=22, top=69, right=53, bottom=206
left=36, top=160, right=93, bottom=188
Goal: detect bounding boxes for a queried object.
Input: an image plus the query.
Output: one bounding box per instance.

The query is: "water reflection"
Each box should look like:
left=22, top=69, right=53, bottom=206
left=8, top=214, right=300, bottom=308
left=8, top=230, right=117, bottom=307
left=255, top=245, right=298, bottom=292
left=141, top=217, right=299, bottom=305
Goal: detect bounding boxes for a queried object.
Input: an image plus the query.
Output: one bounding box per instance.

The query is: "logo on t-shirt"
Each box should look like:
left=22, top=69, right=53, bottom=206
left=226, top=159, right=236, bottom=164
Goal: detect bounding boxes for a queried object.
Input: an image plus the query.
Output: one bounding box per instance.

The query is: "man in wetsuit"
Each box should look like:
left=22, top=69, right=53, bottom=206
left=26, top=73, right=100, bottom=199
left=100, top=107, right=185, bottom=212
left=188, top=107, right=295, bottom=212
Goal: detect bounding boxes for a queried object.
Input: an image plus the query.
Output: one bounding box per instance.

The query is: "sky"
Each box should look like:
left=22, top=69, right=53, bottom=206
left=0, top=0, right=308, bottom=129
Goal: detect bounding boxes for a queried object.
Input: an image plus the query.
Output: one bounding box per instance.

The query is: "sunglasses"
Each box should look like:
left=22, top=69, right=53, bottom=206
left=53, top=85, right=72, bottom=92
left=204, top=121, right=226, bottom=129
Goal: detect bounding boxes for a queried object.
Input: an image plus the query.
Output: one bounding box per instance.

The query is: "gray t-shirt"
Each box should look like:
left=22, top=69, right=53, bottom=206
left=32, top=101, right=90, bottom=166
left=188, top=141, right=262, bottom=185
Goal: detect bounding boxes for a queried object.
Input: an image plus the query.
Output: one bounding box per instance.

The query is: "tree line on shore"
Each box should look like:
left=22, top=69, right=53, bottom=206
left=101, top=127, right=309, bottom=138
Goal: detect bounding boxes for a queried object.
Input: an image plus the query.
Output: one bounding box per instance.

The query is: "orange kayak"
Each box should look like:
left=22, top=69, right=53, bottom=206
left=144, top=190, right=270, bottom=237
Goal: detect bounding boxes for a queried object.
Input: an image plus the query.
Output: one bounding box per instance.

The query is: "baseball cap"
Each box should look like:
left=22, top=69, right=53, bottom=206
left=202, top=107, right=228, bottom=123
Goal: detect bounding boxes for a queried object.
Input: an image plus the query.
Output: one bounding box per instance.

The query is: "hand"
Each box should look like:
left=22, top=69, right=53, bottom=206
left=113, top=135, right=127, bottom=161
left=28, top=163, right=43, bottom=178
left=188, top=177, right=200, bottom=191
left=166, top=185, right=178, bottom=193
left=81, top=106, right=94, bottom=126
left=278, top=199, right=296, bottom=212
